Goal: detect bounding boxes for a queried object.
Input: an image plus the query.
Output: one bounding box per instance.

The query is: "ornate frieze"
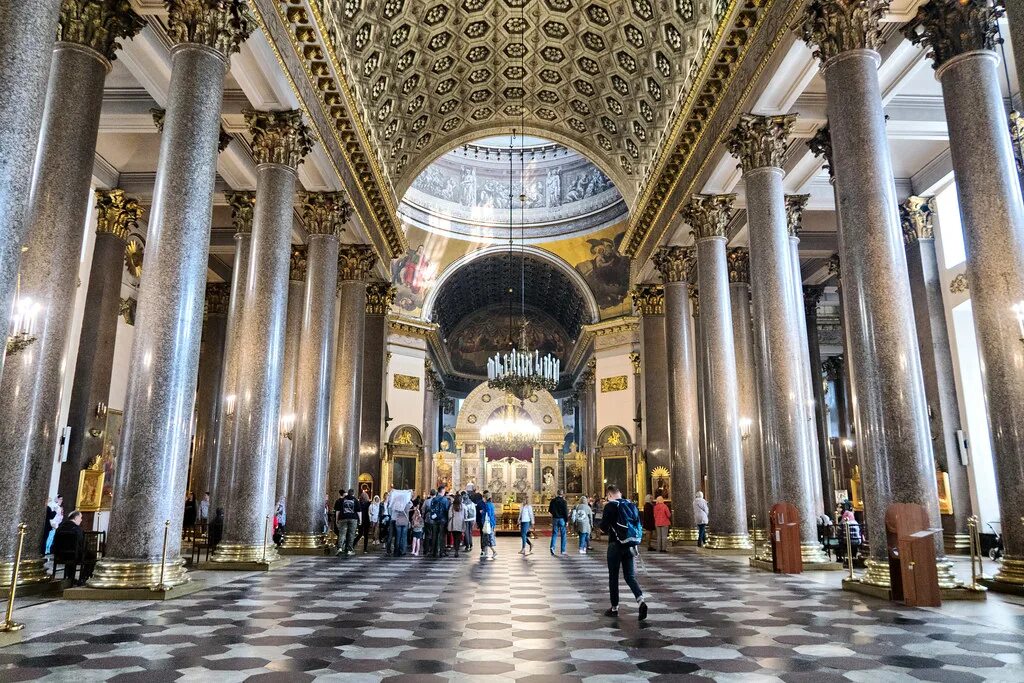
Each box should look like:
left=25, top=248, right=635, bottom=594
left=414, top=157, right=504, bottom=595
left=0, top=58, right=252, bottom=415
left=903, top=0, right=1003, bottom=71
left=337, top=244, right=376, bottom=282
left=205, top=282, right=231, bottom=318
left=900, top=195, right=936, bottom=245
left=727, top=248, right=750, bottom=284
left=246, top=109, right=313, bottom=169
left=652, top=245, right=695, bottom=284
left=800, top=0, right=889, bottom=67
left=726, top=114, right=797, bottom=172
left=301, top=192, right=351, bottom=236
left=683, top=194, right=735, bottom=241
left=225, top=191, right=256, bottom=234
left=166, top=0, right=253, bottom=57
left=365, top=282, right=396, bottom=315
left=786, top=194, right=811, bottom=237
left=57, top=0, right=145, bottom=62
left=289, top=244, right=307, bottom=282
left=94, top=188, right=142, bottom=242
left=631, top=284, right=665, bottom=317
left=807, top=124, right=836, bottom=180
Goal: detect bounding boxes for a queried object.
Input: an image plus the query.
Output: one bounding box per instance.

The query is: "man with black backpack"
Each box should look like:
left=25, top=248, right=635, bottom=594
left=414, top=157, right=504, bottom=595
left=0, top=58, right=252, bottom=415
left=599, top=484, right=648, bottom=620
left=428, top=485, right=451, bottom=557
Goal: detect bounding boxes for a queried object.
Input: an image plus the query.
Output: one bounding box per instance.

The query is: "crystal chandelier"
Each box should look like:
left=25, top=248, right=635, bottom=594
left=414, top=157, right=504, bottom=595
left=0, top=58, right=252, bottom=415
left=480, top=401, right=541, bottom=451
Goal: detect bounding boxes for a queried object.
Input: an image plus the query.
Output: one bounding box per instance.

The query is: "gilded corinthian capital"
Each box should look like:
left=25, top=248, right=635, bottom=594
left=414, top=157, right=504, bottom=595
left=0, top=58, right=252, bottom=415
left=301, top=192, right=351, bottom=237
left=631, top=283, right=664, bottom=316
left=246, top=110, right=314, bottom=169
left=800, top=0, right=889, bottom=67
left=683, top=194, right=735, bottom=241
left=225, top=191, right=256, bottom=234
left=167, top=0, right=252, bottom=57
left=726, top=114, right=797, bottom=172
left=903, top=0, right=1003, bottom=71
left=58, top=0, right=145, bottom=62
left=205, top=282, right=231, bottom=318
left=94, top=188, right=142, bottom=241
left=337, top=244, right=376, bottom=282
left=899, top=195, right=936, bottom=245
left=290, top=244, right=307, bottom=282
left=365, top=281, right=397, bottom=315
left=652, top=245, right=695, bottom=283
left=785, top=194, right=810, bottom=237
left=807, top=124, right=835, bottom=180
left=727, top=248, right=750, bottom=284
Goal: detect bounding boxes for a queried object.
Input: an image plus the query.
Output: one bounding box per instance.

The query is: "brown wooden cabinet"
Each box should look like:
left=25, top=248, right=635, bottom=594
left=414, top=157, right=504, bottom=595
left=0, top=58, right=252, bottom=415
left=885, top=503, right=941, bottom=607
left=770, top=502, right=803, bottom=574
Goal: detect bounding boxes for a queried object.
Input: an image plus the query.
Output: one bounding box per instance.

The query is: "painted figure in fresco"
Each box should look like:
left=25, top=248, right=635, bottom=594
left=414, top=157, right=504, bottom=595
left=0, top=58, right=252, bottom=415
left=545, top=169, right=561, bottom=207
left=461, top=167, right=477, bottom=205
left=575, top=233, right=630, bottom=308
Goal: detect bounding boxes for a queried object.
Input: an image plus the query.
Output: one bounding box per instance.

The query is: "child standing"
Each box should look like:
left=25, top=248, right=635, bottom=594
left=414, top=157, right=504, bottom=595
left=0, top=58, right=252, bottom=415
left=411, top=504, right=424, bottom=556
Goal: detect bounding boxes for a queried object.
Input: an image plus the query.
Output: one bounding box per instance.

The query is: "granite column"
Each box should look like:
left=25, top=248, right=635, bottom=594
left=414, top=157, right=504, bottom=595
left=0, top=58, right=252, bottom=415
left=359, top=283, right=394, bottom=487
left=691, top=287, right=709, bottom=490
left=277, top=247, right=306, bottom=506
left=631, top=284, right=671, bottom=499
left=686, top=194, right=749, bottom=549
left=191, top=284, right=230, bottom=499
left=91, top=0, right=251, bottom=588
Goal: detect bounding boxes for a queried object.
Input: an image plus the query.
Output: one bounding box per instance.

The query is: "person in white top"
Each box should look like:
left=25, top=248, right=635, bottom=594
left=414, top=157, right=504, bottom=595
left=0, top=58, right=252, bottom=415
left=519, top=496, right=535, bottom=555
left=693, top=491, right=710, bottom=547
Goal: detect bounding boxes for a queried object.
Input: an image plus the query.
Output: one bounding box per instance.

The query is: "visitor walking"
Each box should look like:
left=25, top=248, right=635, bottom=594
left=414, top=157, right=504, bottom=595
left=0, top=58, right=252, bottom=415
left=654, top=495, right=671, bottom=552
left=461, top=492, right=476, bottom=552
left=479, top=492, right=497, bottom=561
left=642, top=494, right=656, bottom=551
left=379, top=492, right=394, bottom=555
left=549, top=489, right=569, bottom=555
left=428, top=486, right=451, bottom=557
left=411, top=504, right=424, bottom=556
left=389, top=489, right=412, bottom=557
left=369, top=494, right=381, bottom=545
left=334, top=488, right=359, bottom=556
left=573, top=495, right=593, bottom=554
left=519, top=496, right=535, bottom=555
left=448, top=495, right=465, bottom=557
left=693, top=491, right=709, bottom=548
left=600, top=485, right=648, bottom=620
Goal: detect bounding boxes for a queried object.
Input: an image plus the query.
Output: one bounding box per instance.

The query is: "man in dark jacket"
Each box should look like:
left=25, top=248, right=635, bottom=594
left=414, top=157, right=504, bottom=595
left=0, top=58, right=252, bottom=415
left=209, top=508, right=225, bottom=551
left=599, top=485, right=648, bottom=620
left=335, top=489, right=359, bottom=556
left=52, top=510, right=94, bottom=585
left=549, top=490, right=569, bottom=555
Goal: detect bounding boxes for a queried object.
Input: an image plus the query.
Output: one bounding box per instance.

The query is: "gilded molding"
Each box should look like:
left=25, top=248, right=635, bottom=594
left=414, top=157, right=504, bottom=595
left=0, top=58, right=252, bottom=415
left=337, top=244, right=376, bottom=282
left=57, top=0, right=145, bottom=62
left=727, top=248, right=750, bottom=284
left=388, top=315, right=439, bottom=340
left=301, top=192, right=350, bottom=236
left=726, top=113, right=797, bottom=172
left=94, top=188, right=142, bottom=242
left=807, top=124, right=835, bottom=180
left=949, top=272, right=969, bottom=294
left=800, top=0, right=889, bottom=67
left=900, top=195, right=936, bottom=245
left=1011, top=110, right=1024, bottom=177
left=628, top=352, right=641, bottom=375
left=166, top=0, right=253, bottom=57
left=631, top=284, right=665, bottom=317
left=684, top=194, right=735, bottom=241
left=246, top=109, right=314, bottom=169
left=652, top=245, right=695, bottom=284
left=365, top=282, right=396, bottom=315
left=205, top=282, right=231, bottom=318
left=785, top=194, right=810, bottom=237
left=688, top=284, right=700, bottom=317
left=225, top=191, right=256, bottom=234
left=289, top=244, right=307, bottom=282
left=827, top=253, right=841, bottom=281
left=904, top=0, right=1003, bottom=71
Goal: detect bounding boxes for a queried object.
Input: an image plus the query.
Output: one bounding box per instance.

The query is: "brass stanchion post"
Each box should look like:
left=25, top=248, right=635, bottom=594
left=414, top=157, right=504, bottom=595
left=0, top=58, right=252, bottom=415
left=750, top=514, right=758, bottom=559
left=967, top=516, right=980, bottom=590
left=844, top=520, right=854, bottom=580
left=262, top=515, right=270, bottom=564
left=1, top=523, right=28, bottom=632
left=151, top=520, right=171, bottom=592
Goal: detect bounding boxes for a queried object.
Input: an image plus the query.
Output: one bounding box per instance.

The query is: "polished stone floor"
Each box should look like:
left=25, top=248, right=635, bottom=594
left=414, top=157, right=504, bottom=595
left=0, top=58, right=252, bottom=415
left=2, top=537, right=1023, bottom=681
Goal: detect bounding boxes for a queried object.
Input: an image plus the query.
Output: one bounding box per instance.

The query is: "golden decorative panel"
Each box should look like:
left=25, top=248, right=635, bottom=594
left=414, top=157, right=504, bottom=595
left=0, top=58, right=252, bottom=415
left=600, top=375, right=628, bottom=393
left=392, top=373, right=420, bottom=391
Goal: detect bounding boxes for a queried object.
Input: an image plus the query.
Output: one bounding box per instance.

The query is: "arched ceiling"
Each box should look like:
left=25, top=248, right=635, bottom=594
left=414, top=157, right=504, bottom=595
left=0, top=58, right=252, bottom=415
left=320, top=0, right=716, bottom=197
left=430, top=252, right=590, bottom=342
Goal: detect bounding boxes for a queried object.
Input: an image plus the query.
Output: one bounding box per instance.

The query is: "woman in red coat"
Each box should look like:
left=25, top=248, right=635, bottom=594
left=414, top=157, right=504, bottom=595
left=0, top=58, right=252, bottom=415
left=654, top=496, right=672, bottom=552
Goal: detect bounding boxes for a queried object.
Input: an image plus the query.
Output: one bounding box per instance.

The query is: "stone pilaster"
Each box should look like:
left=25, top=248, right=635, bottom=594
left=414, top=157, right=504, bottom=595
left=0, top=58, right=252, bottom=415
left=91, top=0, right=252, bottom=588
left=360, top=282, right=396, bottom=487
left=212, top=109, right=312, bottom=566
left=631, top=284, right=670, bottom=502
left=801, top=0, right=944, bottom=586
left=329, top=245, right=376, bottom=498
left=684, top=194, right=750, bottom=549
left=191, top=283, right=230, bottom=500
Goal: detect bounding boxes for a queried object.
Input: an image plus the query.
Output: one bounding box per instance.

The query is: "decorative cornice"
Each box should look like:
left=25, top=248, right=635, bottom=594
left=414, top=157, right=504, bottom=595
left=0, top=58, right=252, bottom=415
left=631, top=284, right=665, bottom=317
left=1011, top=110, right=1024, bottom=177
left=205, top=282, right=231, bottom=318
left=387, top=315, right=439, bottom=340
left=785, top=194, right=811, bottom=238
left=827, top=253, right=841, bottom=281
left=246, top=109, right=313, bottom=169
left=684, top=194, right=735, bottom=241
left=949, top=272, right=969, bottom=294
left=57, top=0, right=145, bottom=62
left=804, top=285, right=825, bottom=318
left=727, top=248, right=750, bottom=284
left=336, top=243, right=376, bottom=282
left=94, top=188, right=142, bottom=242
left=900, top=195, right=936, bottom=245
left=289, top=244, right=307, bottom=282
left=301, top=192, right=350, bottom=237
left=628, top=352, right=641, bottom=375
left=807, top=124, right=835, bottom=180
left=365, top=281, right=396, bottom=315
left=800, top=0, right=889, bottom=67
left=904, top=0, right=1004, bottom=71
left=166, top=0, right=253, bottom=57
left=652, top=245, right=696, bottom=284
left=225, top=191, right=256, bottom=234
left=725, top=113, right=797, bottom=172
left=822, top=354, right=844, bottom=381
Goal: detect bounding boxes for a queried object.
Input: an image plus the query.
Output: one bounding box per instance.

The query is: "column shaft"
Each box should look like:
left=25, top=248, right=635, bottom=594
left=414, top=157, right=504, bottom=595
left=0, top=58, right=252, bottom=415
left=634, top=288, right=671, bottom=495
left=191, top=285, right=229, bottom=499
left=729, top=278, right=765, bottom=530
left=278, top=272, right=305, bottom=505
left=359, top=289, right=391, bottom=486
left=331, top=281, right=367, bottom=496
left=665, top=280, right=701, bottom=533
left=804, top=288, right=835, bottom=515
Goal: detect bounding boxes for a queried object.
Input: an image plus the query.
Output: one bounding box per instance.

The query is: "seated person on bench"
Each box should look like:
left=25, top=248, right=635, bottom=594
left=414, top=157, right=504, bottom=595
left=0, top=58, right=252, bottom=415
left=52, top=510, right=96, bottom=586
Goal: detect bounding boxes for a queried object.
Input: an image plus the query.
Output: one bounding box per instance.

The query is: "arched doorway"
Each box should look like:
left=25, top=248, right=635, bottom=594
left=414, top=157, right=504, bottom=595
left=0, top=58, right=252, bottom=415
left=382, top=425, right=424, bottom=494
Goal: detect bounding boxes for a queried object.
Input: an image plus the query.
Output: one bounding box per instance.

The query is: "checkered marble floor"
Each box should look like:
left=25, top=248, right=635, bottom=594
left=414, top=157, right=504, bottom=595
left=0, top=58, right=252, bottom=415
left=2, top=538, right=1024, bottom=681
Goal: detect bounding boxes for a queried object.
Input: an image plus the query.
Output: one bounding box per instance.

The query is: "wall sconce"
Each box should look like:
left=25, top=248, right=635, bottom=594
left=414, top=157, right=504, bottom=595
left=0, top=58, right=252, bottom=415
left=841, top=438, right=854, bottom=454
left=281, top=413, right=295, bottom=440
left=224, top=394, right=236, bottom=416
left=739, top=417, right=752, bottom=441
left=1012, top=301, right=1024, bottom=345
left=6, top=293, right=41, bottom=357
left=96, top=401, right=108, bottom=418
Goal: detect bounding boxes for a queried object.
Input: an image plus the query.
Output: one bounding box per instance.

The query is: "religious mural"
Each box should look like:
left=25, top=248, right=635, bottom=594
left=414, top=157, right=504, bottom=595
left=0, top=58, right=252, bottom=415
left=448, top=306, right=568, bottom=377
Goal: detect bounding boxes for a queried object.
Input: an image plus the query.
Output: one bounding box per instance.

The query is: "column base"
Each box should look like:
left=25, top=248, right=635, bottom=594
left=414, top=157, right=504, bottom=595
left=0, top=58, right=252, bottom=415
left=943, top=531, right=971, bottom=555
left=979, top=556, right=1024, bottom=595
left=207, top=541, right=281, bottom=565
left=88, top=556, right=190, bottom=590
left=280, top=532, right=326, bottom=552
left=65, top=579, right=208, bottom=601
left=843, top=576, right=987, bottom=602
left=936, top=558, right=965, bottom=589
left=198, top=556, right=290, bottom=571
left=800, top=543, right=837, bottom=566
left=668, top=528, right=698, bottom=545
left=0, top=558, right=52, bottom=587
left=705, top=532, right=753, bottom=552
left=748, top=554, right=844, bottom=572
left=0, top=577, right=65, bottom=598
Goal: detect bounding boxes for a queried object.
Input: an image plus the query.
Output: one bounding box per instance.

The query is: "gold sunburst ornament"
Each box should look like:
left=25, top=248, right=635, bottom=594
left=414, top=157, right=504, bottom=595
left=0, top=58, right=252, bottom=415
left=124, top=233, right=145, bottom=279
